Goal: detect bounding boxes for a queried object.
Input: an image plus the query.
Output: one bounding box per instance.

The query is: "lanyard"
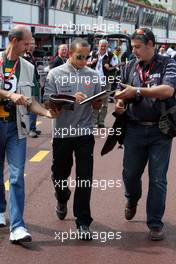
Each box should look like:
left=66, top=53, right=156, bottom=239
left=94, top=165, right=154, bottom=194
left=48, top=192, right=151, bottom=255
left=136, top=63, right=154, bottom=86
left=0, top=57, right=19, bottom=81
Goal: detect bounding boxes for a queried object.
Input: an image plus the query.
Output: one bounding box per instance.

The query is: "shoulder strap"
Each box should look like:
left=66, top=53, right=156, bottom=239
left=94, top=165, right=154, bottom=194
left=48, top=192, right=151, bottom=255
left=91, top=51, right=97, bottom=58
left=122, top=58, right=138, bottom=84
left=108, top=51, right=113, bottom=61
left=160, top=101, right=166, bottom=114
left=158, top=55, right=175, bottom=114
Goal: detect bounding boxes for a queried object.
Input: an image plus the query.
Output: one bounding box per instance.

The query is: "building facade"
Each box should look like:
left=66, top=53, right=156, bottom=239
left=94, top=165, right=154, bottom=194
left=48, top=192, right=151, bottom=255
left=150, top=0, right=176, bottom=11
left=0, top=0, right=176, bottom=53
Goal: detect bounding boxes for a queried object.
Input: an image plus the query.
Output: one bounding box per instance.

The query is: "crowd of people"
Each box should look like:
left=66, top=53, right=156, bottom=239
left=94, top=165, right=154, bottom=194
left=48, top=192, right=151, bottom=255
left=0, top=25, right=176, bottom=245
left=158, top=44, right=176, bottom=59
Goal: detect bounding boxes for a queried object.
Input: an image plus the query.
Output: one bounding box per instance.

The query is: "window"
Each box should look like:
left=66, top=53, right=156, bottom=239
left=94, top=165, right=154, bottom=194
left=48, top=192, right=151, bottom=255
left=81, top=0, right=92, bottom=15
left=74, top=0, right=100, bottom=15
left=171, top=16, right=176, bottom=30
left=51, top=0, right=100, bottom=15
left=141, top=8, right=155, bottom=26
left=56, top=0, right=63, bottom=9
left=60, top=0, right=72, bottom=11
left=50, top=0, right=58, bottom=8
left=10, top=0, right=40, bottom=4
left=122, top=4, right=138, bottom=23
left=105, top=0, right=124, bottom=20
left=154, top=12, right=168, bottom=28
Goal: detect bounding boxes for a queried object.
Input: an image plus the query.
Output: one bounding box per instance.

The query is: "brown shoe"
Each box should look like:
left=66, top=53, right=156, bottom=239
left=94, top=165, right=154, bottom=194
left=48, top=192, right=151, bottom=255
left=125, top=202, right=137, bottom=220
left=149, top=229, right=164, bottom=241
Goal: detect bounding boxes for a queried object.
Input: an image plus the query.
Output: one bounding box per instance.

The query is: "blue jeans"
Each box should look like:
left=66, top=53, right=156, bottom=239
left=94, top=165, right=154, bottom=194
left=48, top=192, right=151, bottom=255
left=30, top=96, right=39, bottom=131
left=30, top=112, right=37, bottom=131
left=0, top=120, right=27, bottom=231
left=123, top=123, right=172, bottom=230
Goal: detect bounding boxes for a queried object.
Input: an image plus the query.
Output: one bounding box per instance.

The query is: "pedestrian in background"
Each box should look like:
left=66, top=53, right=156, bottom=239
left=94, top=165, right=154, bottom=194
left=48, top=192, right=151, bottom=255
left=87, top=39, right=118, bottom=127
left=23, top=37, right=42, bottom=138
left=49, top=44, right=68, bottom=70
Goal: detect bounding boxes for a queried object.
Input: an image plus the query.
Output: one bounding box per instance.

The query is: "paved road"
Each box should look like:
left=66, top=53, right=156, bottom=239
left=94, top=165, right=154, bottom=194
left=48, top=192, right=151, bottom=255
left=1, top=104, right=176, bottom=264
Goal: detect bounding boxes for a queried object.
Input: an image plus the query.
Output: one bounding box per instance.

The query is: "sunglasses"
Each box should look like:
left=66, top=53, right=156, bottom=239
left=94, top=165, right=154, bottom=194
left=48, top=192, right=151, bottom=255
left=135, top=29, right=148, bottom=40
left=75, top=54, right=90, bottom=61
left=135, top=28, right=146, bottom=35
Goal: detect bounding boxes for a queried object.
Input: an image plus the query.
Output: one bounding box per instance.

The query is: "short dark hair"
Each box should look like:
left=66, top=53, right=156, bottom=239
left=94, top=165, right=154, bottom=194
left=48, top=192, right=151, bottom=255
left=70, top=38, right=90, bottom=52
left=8, top=27, right=25, bottom=42
left=131, top=28, right=155, bottom=46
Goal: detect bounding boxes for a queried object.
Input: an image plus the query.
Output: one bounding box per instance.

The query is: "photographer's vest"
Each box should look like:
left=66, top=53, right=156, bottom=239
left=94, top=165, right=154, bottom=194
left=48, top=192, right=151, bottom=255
left=0, top=52, right=34, bottom=139
left=91, top=51, right=114, bottom=77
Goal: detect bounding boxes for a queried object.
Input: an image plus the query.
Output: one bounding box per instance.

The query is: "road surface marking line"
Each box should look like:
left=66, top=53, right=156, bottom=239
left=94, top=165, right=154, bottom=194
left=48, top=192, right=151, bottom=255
left=36, top=121, right=42, bottom=126
left=29, top=150, right=50, bottom=162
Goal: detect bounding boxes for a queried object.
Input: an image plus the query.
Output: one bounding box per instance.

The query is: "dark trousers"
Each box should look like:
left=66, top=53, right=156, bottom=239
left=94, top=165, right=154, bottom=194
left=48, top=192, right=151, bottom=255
left=123, top=124, right=172, bottom=230
left=51, top=135, right=95, bottom=227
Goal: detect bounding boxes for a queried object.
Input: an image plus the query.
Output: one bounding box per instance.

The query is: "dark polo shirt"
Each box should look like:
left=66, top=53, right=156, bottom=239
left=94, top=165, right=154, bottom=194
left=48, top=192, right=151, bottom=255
left=121, top=54, right=176, bottom=121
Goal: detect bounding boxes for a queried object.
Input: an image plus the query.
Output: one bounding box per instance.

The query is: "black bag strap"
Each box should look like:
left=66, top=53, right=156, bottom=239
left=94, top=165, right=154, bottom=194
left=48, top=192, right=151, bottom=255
left=159, top=56, right=175, bottom=115
left=160, top=101, right=166, bottom=115
left=121, top=58, right=137, bottom=84
left=128, top=60, right=138, bottom=84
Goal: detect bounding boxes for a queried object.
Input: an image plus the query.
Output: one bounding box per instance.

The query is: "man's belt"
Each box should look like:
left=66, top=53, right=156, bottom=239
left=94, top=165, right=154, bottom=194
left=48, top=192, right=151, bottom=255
left=0, top=116, right=15, bottom=121
left=0, top=103, right=16, bottom=121
left=128, top=120, right=158, bottom=126
left=0, top=105, right=9, bottom=118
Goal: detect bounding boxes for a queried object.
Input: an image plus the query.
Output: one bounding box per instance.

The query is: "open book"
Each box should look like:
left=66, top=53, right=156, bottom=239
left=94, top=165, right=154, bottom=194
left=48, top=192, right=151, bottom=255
left=79, top=90, right=115, bottom=105
left=49, top=94, right=76, bottom=111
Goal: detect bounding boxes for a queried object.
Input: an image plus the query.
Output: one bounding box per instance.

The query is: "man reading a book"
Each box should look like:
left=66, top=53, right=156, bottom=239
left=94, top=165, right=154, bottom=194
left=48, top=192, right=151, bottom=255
left=44, top=38, right=102, bottom=240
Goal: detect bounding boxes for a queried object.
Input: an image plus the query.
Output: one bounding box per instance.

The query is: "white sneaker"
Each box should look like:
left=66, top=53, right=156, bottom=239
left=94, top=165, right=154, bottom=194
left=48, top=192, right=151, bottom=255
left=29, top=130, right=38, bottom=138
left=9, top=226, right=32, bottom=243
left=0, top=213, right=6, bottom=227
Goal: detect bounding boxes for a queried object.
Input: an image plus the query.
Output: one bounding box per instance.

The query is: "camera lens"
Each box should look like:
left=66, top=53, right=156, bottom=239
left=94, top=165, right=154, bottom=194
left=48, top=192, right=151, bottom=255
left=4, top=100, right=14, bottom=111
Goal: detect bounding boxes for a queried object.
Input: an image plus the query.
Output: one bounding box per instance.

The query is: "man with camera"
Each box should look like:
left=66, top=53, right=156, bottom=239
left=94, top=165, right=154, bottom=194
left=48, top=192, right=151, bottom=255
left=88, top=39, right=118, bottom=128
left=115, top=28, right=176, bottom=241
left=0, top=26, right=56, bottom=243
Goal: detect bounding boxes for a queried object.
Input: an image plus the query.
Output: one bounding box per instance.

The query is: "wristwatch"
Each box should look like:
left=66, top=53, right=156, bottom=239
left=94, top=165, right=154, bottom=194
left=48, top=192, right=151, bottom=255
left=136, top=87, right=141, bottom=97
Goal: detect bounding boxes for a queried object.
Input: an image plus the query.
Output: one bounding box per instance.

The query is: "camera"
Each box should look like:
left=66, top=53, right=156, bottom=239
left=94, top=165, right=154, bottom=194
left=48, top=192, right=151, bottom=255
left=116, top=82, right=123, bottom=90
left=3, top=99, right=16, bottom=116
